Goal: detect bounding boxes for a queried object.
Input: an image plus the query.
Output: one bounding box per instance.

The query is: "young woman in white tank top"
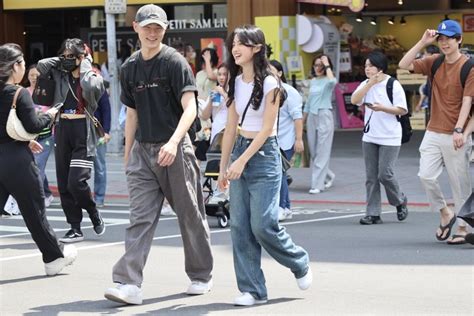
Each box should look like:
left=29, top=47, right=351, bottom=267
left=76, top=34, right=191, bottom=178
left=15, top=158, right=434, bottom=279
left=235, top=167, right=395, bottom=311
left=217, top=24, right=312, bottom=306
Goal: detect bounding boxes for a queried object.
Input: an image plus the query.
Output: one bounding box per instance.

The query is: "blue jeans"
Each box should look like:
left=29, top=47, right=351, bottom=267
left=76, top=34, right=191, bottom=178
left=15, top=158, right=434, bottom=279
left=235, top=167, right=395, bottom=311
left=279, top=148, right=294, bottom=209
left=229, top=135, right=309, bottom=300
left=93, top=143, right=107, bottom=204
left=34, top=135, right=54, bottom=197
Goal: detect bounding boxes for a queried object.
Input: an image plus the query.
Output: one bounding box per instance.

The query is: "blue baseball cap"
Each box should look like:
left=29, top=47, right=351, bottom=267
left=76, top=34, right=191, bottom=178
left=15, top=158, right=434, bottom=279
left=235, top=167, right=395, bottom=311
left=436, top=20, right=462, bottom=37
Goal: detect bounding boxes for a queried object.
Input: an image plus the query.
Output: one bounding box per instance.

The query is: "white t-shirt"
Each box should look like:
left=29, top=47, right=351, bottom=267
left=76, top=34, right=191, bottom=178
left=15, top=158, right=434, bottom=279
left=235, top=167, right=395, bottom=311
left=353, top=76, right=408, bottom=146
left=278, top=83, right=303, bottom=150
left=234, top=74, right=279, bottom=132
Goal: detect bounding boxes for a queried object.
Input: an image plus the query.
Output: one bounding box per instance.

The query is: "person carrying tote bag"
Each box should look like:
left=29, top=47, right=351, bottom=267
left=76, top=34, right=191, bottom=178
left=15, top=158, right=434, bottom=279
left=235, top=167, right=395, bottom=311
left=0, top=43, right=77, bottom=276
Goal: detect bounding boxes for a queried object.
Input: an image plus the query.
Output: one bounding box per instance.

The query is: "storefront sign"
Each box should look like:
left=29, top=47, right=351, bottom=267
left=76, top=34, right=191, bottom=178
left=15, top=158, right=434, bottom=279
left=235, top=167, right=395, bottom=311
left=168, top=18, right=227, bottom=30
left=83, top=27, right=227, bottom=53
left=296, top=0, right=365, bottom=12
left=463, top=14, right=474, bottom=32
left=3, top=0, right=221, bottom=10
left=105, top=0, right=127, bottom=14
left=286, top=56, right=305, bottom=80
left=339, top=47, right=352, bottom=73
left=335, top=82, right=364, bottom=129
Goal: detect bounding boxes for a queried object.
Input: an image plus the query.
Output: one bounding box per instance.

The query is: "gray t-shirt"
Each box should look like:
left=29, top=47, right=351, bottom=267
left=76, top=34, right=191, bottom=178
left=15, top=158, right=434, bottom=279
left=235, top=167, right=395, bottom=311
left=120, top=45, right=197, bottom=143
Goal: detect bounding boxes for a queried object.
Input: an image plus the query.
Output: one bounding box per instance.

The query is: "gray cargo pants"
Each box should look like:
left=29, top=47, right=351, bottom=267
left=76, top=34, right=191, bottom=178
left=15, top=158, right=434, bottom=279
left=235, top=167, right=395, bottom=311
left=112, top=135, right=213, bottom=286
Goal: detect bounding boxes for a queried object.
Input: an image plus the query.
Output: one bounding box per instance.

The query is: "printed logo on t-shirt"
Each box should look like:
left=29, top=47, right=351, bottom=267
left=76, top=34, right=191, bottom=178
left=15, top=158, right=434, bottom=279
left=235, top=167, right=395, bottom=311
left=135, top=77, right=161, bottom=92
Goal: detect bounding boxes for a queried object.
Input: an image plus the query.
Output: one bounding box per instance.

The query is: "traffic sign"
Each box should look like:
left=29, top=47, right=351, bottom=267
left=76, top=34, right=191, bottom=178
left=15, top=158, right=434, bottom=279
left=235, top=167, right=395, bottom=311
left=105, top=0, right=127, bottom=14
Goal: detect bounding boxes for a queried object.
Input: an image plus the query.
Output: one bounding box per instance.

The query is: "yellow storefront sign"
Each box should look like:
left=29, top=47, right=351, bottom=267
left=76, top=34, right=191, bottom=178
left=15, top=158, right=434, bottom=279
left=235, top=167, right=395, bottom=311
left=296, top=0, right=365, bottom=12
left=3, top=0, right=221, bottom=10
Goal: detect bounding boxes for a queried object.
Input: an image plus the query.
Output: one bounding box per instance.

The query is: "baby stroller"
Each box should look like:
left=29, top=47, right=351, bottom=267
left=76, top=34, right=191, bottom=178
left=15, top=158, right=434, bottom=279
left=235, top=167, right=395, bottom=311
left=202, top=132, right=230, bottom=228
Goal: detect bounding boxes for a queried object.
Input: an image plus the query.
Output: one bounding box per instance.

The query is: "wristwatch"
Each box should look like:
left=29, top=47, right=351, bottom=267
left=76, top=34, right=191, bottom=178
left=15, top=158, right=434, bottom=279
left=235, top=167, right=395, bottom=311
left=453, top=127, right=464, bottom=133
left=324, top=65, right=331, bottom=70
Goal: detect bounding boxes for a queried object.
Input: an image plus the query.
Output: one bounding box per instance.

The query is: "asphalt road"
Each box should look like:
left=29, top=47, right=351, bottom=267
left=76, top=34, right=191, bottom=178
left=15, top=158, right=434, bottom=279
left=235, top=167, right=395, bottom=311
left=1, top=130, right=473, bottom=315
left=1, top=202, right=473, bottom=315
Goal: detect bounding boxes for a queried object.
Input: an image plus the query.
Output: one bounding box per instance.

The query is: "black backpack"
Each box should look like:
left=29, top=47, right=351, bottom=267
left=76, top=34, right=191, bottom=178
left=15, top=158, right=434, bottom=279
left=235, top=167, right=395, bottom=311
left=386, top=77, right=413, bottom=144
left=126, top=46, right=201, bottom=141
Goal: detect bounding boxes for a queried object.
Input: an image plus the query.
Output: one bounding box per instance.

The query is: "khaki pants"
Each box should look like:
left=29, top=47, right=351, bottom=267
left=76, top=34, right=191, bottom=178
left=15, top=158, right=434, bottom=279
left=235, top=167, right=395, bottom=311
left=418, top=131, right=472, bottom=227
left=112, top=135, right=213, bottom=286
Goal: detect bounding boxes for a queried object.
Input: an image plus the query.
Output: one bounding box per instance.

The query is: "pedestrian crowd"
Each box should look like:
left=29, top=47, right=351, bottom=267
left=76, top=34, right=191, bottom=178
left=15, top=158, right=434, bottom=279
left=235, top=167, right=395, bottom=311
left=0, top=3, right=473, bottom=306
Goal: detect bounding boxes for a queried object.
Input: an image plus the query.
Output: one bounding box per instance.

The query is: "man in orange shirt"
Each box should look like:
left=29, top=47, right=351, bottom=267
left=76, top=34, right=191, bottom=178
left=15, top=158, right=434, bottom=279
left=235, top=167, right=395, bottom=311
left=399, top=20, right=474, bottom=244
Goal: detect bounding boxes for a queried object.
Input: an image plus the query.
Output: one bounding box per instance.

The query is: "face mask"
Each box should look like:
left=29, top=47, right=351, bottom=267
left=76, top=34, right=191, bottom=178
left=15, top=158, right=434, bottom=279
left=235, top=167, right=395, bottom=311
left=61, top=58, right=78, bottom=72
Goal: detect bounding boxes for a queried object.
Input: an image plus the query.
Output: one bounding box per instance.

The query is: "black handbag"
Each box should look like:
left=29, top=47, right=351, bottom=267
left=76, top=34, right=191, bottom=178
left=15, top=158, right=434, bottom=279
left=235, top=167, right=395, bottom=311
left=32, top=75, right=56, bottom=106
left=280, top=148, right=291, bottom=173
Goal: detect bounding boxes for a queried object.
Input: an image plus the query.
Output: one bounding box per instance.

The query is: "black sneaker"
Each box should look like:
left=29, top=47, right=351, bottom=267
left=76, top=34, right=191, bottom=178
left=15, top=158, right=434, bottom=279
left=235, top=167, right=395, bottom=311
left=359, top=216, right=383, bottom=225
left=59, top=228, right=84, bottom=243
left=90, top=212, right=105, bottom=235
left=396, top=196, right=409, bottom=221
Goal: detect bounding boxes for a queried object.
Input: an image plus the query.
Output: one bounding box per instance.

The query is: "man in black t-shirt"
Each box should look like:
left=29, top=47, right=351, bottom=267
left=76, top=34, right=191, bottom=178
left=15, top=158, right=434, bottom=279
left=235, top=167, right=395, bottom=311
left=104, top=4, right=213, bottom=305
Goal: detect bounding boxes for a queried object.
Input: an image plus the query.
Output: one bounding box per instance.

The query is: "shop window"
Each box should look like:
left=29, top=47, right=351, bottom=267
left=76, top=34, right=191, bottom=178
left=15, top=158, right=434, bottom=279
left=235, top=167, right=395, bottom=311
left=90, top=9, right=126, bottom=28
left=174, top=5, right=205, bottom=21
left=212, top=4, right=227, bottom=20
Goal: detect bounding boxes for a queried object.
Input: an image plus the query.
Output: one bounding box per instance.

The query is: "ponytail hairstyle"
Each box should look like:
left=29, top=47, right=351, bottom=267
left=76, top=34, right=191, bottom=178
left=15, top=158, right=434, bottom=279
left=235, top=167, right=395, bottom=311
left=225, top=24, right=285, bottom=110
left=269, top=59, right=287, bottom=83
left=0, top=43, right=24, bottom=90
left=57, top=38, right=86, bottom=57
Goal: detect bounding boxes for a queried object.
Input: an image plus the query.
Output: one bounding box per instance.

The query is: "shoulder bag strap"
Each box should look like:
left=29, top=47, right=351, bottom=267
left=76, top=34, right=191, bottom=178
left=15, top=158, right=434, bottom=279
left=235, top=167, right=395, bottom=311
left=460, top=58, right=474, bottom=89
left=11, top=86, right=23, bottom=109
left=430, top=54, right=445, bottom=83
left=67, top=79, right=99, bottom=126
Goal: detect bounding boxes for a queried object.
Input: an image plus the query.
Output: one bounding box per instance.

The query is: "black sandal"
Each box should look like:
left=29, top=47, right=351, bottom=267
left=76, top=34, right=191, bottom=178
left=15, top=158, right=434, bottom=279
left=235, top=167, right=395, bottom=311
left=446, top=234, right=467, bottom=245
left=435, top=215, right=456, bottom=241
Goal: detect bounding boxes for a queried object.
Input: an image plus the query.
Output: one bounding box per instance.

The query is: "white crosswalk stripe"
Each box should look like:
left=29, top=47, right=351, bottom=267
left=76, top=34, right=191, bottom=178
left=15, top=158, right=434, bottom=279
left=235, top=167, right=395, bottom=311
left=0, top=206, right=177, bottom=238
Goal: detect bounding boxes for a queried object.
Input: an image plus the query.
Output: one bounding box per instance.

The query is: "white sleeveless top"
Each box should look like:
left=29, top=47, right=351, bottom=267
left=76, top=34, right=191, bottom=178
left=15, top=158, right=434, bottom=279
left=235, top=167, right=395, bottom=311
left=234, top=74, right=279, bottom=132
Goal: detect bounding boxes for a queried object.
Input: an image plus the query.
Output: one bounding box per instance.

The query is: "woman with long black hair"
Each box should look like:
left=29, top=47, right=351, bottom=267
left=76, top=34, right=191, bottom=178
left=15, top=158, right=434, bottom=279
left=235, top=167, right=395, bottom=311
left=0, top=43, right=76, bottom=275
left=218, top=25, right=312, bottom=306
left=37, top=38, right=105, bottom=243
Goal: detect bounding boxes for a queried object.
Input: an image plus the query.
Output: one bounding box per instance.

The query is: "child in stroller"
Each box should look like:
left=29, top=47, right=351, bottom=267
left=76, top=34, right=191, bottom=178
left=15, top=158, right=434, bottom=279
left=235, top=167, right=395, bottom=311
left=201, top=63, right=230, bottom=228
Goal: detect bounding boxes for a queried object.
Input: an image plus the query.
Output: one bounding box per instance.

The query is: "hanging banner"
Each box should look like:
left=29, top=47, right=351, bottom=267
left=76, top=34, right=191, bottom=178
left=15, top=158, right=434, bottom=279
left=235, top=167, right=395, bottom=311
left=296, top=0, right=365, bottom=12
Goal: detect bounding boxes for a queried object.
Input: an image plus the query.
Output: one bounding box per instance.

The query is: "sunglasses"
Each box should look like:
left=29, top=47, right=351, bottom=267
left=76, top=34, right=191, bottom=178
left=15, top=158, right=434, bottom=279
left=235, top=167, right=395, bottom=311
left=59, top=54, right=77, bottom=59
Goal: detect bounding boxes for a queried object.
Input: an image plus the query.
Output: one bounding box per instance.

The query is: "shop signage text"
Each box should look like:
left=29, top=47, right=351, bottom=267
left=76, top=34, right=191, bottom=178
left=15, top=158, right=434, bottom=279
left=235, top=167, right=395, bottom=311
left=168, top=18, right=227, bottom=30
left=296, top=0, right=365, bottom=12
left=105, top=0, right=127, bottom=14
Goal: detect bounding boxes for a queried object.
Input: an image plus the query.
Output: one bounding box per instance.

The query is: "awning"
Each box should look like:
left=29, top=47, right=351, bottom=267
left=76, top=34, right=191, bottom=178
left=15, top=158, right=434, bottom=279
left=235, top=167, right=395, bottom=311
left=3, top=0, right=222, bottom=10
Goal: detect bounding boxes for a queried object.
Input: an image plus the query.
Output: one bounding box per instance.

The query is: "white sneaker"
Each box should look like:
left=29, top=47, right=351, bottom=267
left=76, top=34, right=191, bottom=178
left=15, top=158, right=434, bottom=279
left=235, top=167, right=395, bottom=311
left=186, top=279, right=213, bottom=295
left=161, top=203, right=176, bottom=216
left=234, top=292, right=267, bottom=306
left=278, top=207, right=293, bottom=221
left=208, top=194, right=228, bottom=205
left=296, top=267, right=313, bottom=290
left=4, top=195, right=20, bottom=215
left=324, top=174, right=335, bottom=190
left=104, top=284, right=143, bottom=305
left=44, top=195, right=54, bottom=207
left=308, top=188, right=322, bottom=194
left=44, top=244, right=77, bottom=276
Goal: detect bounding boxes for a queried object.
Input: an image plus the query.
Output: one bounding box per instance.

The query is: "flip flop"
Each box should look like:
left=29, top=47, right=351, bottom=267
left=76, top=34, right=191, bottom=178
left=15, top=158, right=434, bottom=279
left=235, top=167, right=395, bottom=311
left=464, top=233, right=474, bottom=245
left=446, top=234, right=467, bottom=245
left=435, top=215, right=456, bottom=241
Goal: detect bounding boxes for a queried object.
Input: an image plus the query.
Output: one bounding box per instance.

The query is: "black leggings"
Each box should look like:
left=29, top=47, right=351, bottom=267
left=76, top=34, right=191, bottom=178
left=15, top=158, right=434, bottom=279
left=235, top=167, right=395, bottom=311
left=0, top=141, right=63, bottom=263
